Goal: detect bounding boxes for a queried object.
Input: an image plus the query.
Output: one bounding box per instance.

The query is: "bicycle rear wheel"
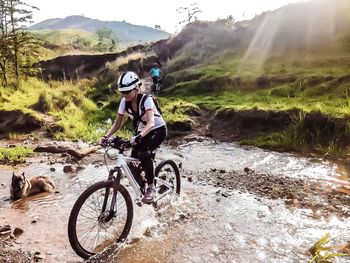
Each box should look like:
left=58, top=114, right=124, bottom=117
left=155, top=83, right=161, bottom=96
left=154, top=160, right=181, bottom=198
left=68, top=180, right=133, bottom=259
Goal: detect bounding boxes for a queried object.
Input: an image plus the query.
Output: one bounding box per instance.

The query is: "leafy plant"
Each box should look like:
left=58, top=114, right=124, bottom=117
left=309, top=233, right=349, bottom=263
left=0, top=146, right=33, bottom=164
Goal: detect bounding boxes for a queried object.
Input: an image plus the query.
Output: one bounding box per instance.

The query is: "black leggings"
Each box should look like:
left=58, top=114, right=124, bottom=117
left=131, top=126, right=167, bottom=184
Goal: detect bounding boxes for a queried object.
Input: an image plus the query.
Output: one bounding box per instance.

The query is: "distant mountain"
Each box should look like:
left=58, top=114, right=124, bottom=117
left=28, top=15, right=170, bottom=44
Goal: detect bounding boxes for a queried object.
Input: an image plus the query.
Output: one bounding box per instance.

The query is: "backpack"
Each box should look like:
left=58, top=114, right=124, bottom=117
left=125, top=93, right=163, bottom=129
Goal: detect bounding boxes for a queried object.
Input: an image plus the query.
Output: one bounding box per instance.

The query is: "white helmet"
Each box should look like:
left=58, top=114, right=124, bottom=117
left=117, top=71, right=140, bottom=92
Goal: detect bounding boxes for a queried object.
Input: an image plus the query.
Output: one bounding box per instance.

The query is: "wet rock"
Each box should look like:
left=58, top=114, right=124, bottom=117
left=221, top=192, right=230, bottom=197
left=144, top=227, right=153, bottom=237
left=244, top=167, right=254, bottom=174
left=33, top=251, right=46, bottom=261
left=63, top=165, right=73, bottom=173
left=179, top=213, right=190, bottom=220
left=49, top=167, right=56, bottom=172
left=257, top=211, right=266, bottom=218
left=129, top=237, right=141, bottom=244
left=0, top=225, right=11, bottom=237
left=284, top=199, right=293, bottom=205
left=13, top=227, right=24, bottom=237
left=63, top=165, right=84, bottom=173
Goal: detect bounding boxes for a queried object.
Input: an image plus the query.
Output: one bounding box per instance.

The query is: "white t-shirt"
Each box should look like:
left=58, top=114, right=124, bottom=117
left=118, top=95, right=166, bottom=132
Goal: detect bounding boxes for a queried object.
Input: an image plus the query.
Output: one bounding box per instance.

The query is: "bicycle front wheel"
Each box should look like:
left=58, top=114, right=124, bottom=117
left=68, top=180, right=133, bottom=259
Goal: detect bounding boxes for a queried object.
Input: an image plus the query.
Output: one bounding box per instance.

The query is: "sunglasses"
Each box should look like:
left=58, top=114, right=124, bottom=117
left=120, top=89, right=133, bottom=95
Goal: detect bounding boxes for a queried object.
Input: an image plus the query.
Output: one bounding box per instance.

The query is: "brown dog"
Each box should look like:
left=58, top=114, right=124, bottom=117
left=10, top=172, right=55, bottom=201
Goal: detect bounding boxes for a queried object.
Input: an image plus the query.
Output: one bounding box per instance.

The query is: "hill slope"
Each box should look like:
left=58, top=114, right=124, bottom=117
left=28, top=15, right=170, bottom=44
left=147, top=0, right=350, bottom=155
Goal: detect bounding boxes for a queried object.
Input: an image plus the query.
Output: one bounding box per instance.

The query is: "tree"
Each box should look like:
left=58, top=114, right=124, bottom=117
left=0, top=0, right=39, bottom=85
left=154, top=24, right=161, bottom=30
left=96, top=27, right=113, bottom=43
left=176, top=2, right=202, bottom=26
left=94, top=27, right=119, bottom=52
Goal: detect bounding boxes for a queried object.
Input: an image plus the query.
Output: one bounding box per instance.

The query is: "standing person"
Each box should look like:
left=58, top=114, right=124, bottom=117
left=100, top=71, right=167, bottom=203
left=150, top=63, right=161, bottom=89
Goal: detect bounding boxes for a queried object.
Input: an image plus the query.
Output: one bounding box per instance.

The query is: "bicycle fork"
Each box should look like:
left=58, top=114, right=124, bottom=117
left=99, top=168, right=122, bottom=223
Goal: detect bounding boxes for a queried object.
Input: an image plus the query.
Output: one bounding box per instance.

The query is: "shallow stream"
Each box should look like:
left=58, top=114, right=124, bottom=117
left=1, top=140, right=349, bottom=262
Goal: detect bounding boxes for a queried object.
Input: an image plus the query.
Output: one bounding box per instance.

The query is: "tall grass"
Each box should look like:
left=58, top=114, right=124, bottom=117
left=0, top=78, right=108, bottom=142
left=106, top=52, right=147, bottom=73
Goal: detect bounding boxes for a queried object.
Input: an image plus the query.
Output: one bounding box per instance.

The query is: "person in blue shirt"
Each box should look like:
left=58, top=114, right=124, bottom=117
left=150, top=63, right=161, bottom=87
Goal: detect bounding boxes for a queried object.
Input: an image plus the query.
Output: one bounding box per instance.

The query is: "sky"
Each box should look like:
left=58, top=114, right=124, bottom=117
left=25, top=0, right=304, bottom=33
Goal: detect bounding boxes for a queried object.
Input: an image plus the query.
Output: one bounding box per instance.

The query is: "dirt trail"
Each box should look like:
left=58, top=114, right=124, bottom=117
left=140, top=77, right=153, bottom=94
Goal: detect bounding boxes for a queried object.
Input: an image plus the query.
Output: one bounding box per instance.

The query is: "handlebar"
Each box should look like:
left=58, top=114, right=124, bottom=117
left=101, top=137, right=131, bottom=153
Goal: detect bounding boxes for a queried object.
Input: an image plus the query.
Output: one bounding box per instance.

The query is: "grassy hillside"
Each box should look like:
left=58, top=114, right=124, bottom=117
left=32, top=29, right=97, bottom=45
left=0, top=77, right=195, bottom=143
left=32, top=28, right=123, bottom=59
left=155, top=0, right=350, bottom=155
left=29, top=15, right=170, bottom=45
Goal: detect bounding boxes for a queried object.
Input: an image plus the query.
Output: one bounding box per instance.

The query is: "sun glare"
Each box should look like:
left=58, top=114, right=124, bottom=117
left=238, top=0, right=349, bottom=74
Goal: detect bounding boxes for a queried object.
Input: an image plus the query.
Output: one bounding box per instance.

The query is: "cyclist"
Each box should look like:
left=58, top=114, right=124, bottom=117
left=150, top=62, right=161, bottom=90
left=100, top=71, right=167, bottom=203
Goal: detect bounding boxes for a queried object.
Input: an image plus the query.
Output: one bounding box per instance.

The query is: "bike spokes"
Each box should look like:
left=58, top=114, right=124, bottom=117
left=154, top=160, right=181, bottom=202
left=75, top=187, right=128, bottom=253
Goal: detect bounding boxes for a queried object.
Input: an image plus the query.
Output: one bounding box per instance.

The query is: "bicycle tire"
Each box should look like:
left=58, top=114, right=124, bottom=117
left=68, top=180, right=133, bottom=259
left=154, top=160, right=181, bottom=195
left=155, top=84, right=161, bottom=96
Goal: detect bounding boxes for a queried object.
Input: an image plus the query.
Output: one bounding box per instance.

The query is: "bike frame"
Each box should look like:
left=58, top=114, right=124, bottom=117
left=105, top=146, right=176, bottom=205
left=112, top=153, right=143, bottom=201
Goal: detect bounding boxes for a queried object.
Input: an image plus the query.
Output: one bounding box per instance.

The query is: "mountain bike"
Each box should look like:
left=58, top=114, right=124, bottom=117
left=152, top=77, right=162, bottom=96
left=67, top=137, right=181, bottom=259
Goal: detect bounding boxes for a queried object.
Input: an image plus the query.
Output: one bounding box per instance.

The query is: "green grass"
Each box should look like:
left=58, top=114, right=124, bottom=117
left=31, top=29, right=98, bottom=46
left=0, top=77, right=195, bottom=143
left=164, top=52, right=350, bottom=118
left=161, top=48, right=350, bottom=154
left=160, top=97, right=198, bottom=123
left=30, top=28, right=124, bottom=58
left=1, top=78, right=109, bottom=141
left=0, top=146, right=33, bottom=164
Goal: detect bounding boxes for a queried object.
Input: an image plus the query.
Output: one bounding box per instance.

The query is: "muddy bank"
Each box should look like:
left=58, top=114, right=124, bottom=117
left=179, top=108, right=350, bottom=158
left=0, top=110, right=43, bottom=138
left=188, top=168, right=350, bottom=219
